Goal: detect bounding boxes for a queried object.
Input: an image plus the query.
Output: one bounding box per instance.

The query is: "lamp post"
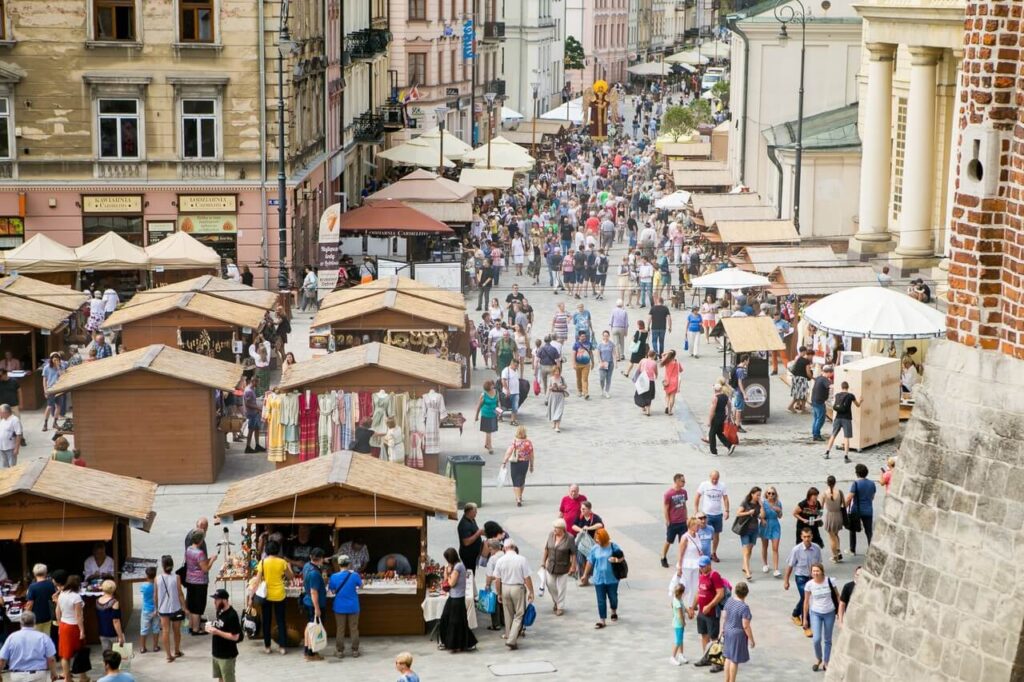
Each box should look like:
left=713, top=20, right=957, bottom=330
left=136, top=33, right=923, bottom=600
left=435, top=105, right=449, bottom=176
left=774, top=0, right=806, bottom=235
left=484, top=91, right=497, bottom=169
left=530, top=81, right=539, bottom=159
left=276, top=5, right=292, bottom=293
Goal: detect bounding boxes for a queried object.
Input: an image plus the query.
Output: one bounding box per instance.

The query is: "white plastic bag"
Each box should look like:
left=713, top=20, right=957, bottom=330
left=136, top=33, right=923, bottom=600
left=305, top=617, right=328, bottom=653
left=537, top=567, right=548, bottom=597
left=496, top=464, right=509, bottom=488
left=667, top=572, right=681, bottom=598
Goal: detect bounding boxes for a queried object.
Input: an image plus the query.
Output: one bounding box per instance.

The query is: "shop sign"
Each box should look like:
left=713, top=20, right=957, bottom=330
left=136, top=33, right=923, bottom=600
left=82, top=195, right=143, bottom=214
left=319, top=203, right=341, bottom=243
left=177, top=214, right=237, bottom=234
left=179, top=328, right=236, bottom=362
left=178, top=195, right=237, bottom=213
left=318, top=242, right=339, bottom=291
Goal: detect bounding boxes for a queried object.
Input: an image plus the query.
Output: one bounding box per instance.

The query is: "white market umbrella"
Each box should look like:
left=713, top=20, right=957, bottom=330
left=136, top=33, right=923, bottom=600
left=378, top=138, right=455, bottom=169
left=416, top=127, right=473, bottom=161
left=463, top=136, right=535, bottom=171
left=691, top=268, right=770, bottom=290
left=541, top=98, right=584, bottom=124
left=655, top=190, right=692, bottom=210
left=501, top=106, right=524, bottom=123
left=802, top=287, right=946, bottom=340
left=666, top=49, right=710, bottom=66
left=627, top=61, right=674, bottom=77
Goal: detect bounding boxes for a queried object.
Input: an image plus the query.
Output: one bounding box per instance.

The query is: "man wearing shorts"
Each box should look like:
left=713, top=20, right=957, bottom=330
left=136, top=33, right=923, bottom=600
left=242, top=376, right=263, bottom=454
left=825, top=381, right=862, bottom=464
left=207, top=588, right=241, bottom=682
left=694, top=471, right=729, bottom=562
left=690, top=556, right=725, bottom=657
left=660, top=474, right=689, bottom=568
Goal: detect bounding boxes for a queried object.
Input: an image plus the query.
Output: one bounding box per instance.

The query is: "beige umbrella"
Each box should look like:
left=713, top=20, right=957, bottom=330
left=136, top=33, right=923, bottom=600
left=416, top=127, right=473, bottom=161
left=378, top=138, right=455, bottom=169
left=463, top=136, right=535, bottom=171
left=665, top=49, right=710, bottom=66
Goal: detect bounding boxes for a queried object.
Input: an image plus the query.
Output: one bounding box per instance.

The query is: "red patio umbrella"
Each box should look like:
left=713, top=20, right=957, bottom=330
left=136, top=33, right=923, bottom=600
left=337, top=199, right=455, bottom=237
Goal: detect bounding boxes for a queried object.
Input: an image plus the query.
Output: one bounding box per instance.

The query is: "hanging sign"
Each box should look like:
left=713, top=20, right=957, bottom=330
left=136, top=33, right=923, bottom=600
left=462, top=20, right=474, bottom=59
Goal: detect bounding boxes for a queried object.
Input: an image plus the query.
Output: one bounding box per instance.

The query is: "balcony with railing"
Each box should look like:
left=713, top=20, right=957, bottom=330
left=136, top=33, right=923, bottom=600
left=487, top=79, right=506, bottom=97
left=354, top=111, right=385, bottom=144
left=380, top=104, right=405, bottom=131
left=482, top=22, right=505, bottom=41
left=348, top=28, right=391, bottom=60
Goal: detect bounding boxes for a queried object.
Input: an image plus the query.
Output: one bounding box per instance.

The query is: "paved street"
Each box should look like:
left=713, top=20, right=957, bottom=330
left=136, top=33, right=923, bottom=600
left=11, top=239, right=898, bottom=681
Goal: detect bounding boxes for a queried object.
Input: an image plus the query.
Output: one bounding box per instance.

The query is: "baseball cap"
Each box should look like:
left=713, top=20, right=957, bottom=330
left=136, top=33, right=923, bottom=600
left=698, top=556, right=712, bottom=568
left=211, top=588, right=230, bottom=600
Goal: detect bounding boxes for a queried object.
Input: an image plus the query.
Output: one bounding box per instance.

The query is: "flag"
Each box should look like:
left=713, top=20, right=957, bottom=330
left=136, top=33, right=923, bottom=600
left=403, top=85, right=421, bottom=103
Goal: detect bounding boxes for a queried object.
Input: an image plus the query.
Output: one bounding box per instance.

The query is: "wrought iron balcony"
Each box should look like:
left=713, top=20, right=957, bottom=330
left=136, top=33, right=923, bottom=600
left=354, top=112, right=385, bottom=144
left=348, top=28, right=390, bottom=60
left=487, top=79, right=506, bottom=97
left=482, top=22, right=505, bottom=41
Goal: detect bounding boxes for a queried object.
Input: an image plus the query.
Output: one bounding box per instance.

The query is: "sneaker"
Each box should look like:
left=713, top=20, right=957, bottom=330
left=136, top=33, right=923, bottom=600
left=844, top=455, right=851, bottom=464
left=773, top=570, right=782, bottom=578
left=660, top=557, right=670, bottom=568
left=727, top=444, right=736, bottom=455
left=823, top=452, right=830, bottom=459
left=676, top=654, right=689, bottom=665
left=762, top=565, right=770, bottom=573
left=669, top=657, right=682, bottom=666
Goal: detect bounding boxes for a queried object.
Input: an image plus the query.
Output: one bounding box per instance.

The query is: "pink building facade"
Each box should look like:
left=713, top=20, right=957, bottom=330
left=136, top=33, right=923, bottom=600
left=569, top=0, right=629, bottom=94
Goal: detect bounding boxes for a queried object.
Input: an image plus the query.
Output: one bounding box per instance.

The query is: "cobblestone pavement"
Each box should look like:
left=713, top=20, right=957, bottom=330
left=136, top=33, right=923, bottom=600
left=13, top=239, right=898, bottom=680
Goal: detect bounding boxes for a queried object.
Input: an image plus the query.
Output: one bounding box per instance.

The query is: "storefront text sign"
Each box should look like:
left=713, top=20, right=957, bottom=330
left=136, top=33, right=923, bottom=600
left=178, top=195, right=237, bottom=213
left=177, top=214, right=237, bottom=234
left=82, top=195, right=143, bottom=213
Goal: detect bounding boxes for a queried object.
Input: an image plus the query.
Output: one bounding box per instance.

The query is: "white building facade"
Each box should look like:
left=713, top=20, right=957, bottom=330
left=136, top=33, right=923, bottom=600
left=504, top=0, right=565, bottom=116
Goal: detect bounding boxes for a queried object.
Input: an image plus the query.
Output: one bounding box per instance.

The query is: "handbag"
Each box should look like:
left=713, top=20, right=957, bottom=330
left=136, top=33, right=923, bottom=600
left=532, top=378, right=541, bottom=396
left=523, top=602, right=537, bottom=627
left=169, top=609, right=186, bottom=622
left=304, top=617, right=328, bottom=653
left=476, top=588, right=497, bottom=614
left=723, top=421, right=739, bottom=445
left=71, top=647, right=92, bottom=674
left=846, top=483, right=862, bottom=532
left=684, top=337, right=689, bottom=352
left=731, top=512, right=755, bottom=536
left=610, top=545, right=628, bottom=581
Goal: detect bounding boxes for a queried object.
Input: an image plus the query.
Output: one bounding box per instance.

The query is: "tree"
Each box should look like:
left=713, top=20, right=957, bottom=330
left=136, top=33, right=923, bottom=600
left=661, top=100, right=714, bottom=141
left=711, top=79, right=730, bottom=107
left=565, top=36, right=585, bottom=71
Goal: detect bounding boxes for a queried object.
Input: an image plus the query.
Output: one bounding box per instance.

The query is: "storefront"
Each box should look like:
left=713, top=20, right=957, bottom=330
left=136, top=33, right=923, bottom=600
left=81, top=194, right=145, bottom=246
left=176, top=194, right=239, bottom=264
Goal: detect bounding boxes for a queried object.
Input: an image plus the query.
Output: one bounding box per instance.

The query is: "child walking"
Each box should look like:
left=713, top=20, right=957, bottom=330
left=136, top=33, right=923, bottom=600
left=671, top=582, right=689, bottom=665
left=139, top=566, right=161, bottom=653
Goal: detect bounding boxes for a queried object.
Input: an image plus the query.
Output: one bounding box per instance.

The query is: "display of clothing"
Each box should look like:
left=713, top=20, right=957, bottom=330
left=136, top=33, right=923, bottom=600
left=383, top=426, right=405, bottom=463
left=262, top=391, right=286, bottom=463
left=298, top=391, right=320, bottom=461
left=422, top=391, right=447, bottom=455
left=318, top=392, right=337, bottom=457
left=281, top=392, right=300, bottom=455
left=405, top=397, right=426, bottom=469
left=369, top=391, right=392, bottom=447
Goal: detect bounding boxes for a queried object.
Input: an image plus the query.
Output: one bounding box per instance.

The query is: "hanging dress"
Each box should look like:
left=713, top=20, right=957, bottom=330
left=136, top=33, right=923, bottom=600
left=262, top=391, right=286, bottom=463
left=422, top=391, right=447, bottom=455
left=405, top=397, right=426, bottom=469
left=298, top=391, right=320, bottom=461
left=318, top=392, right=337, bottom=457
left=280, top=392, right=300, bottom=455
left=369, top=391, right=391, bottom=447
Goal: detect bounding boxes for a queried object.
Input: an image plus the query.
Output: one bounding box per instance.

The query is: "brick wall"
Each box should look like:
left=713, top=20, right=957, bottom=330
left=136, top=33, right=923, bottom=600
left=945, top=0, right=1024, bottom=358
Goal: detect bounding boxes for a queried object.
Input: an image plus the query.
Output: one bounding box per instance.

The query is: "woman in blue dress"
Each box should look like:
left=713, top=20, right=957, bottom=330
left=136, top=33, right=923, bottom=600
left=719, top=583, right=755, bottom=682
left=759, top=486, right=783, bottom=577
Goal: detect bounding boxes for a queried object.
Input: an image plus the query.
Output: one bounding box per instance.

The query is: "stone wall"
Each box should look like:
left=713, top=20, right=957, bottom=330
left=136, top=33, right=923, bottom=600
left=826, top=340, right=1024, bottom=681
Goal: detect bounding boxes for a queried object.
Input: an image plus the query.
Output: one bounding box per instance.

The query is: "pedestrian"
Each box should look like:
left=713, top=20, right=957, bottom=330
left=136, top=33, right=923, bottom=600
left=571, top=330, right=594, bottom=399
left=824, top=380, right=862, bottom=462
left=0, top=611, right=59, bottom=682
left=475, top=261, right=493, bottom=311
left=154, top=555, right=185, bottom=663
left=689, top=556, right=726, bottom=656
left=541, top=519, right=576, bottom=616
left=496, top=329, right=517, bottom=377
left=608, top=299, right=630, bottom=360
left=700, top=294, right=718, bottom=345
left=685, top=306, right=703, bottom=357
left=837, top=566, right=861, bottom=626
left=536, top=335, right=560, bottom=396
left=501, top=425, right=535, bottom=507
left=545, top=365, right=567, bottom=432
left=56, top=575, right=88, bottom=681
left=95, top=580, right=125, bottom=653
left=0, top=403, right=22, bottom=468
left=783, top=528, right=822, bottom=638
left=802, top=563, right=839, bottom=672
left=456, top=503, right=484, bottom=584
left=300, top=548, right=328, bottom=661
left=328, top=554, right=363, bottom=658
left=580, top=529, right=624, bottom=629
left=254, top=540, right=294, bottom=655
left=675, top=517, right=703, bottom=614
left=394, top=651, right=420, bottom=682
left=596, top=330, right=616, bottom=398
left=669, top=582, right=689, bottom=665
left=661, top=350, right=681, bottom=415
left=706, top=384, right=735, bottom=456
left=793, top=487, right=825, bottom=547
left=758, top=487, right=783, bottom=577
left=694, top=470, right=730, bottom=562
left=483, top=538, right=506, bottom=631
left=718, top=582, right=755, bottom=682
left=880, top=456, right=897, bottom=493
left=137, top=568, right=159, bottom=653
left=624, top=320, right=649, bottom=377
left=647, top=296, right=672, bottom=357
left=660, top=473, right=689, bottom=568
left=493, top=542, right=535, bottom=650
left=23, top=564, right=56, bottom=639
left=845, top=464, right=877, bottom=555
left=242, top=375, right=263, bottom=454
left=474, top=379, right=499, bottom=454
left=788, top=347, right=813, bottom=414
left=809, top=364, right=833, bottom=442
left=734, top=487, right=762, bottom=580
left=633, top=350, right=658, bottom=416
left=184, top=530, right=215, bottom=636
left=207, top=588, right=241, bottom=682
left=822, top=476, right=845, bottom=563
left=729, top=355, right=750, bottom=431
left=438, top=548, right=477, bottom=653
left=572, top=501, right=605, bottom=583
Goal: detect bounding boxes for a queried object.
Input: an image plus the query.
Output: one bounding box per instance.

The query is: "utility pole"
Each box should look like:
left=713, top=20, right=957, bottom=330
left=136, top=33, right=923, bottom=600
left=277, top=0, right=291, bottom=293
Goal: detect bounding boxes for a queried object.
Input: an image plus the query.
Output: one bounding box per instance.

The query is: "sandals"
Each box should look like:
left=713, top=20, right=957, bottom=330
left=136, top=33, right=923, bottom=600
left=610, top=613, right=618, bottom=621
left=594, top=622, right=606, bottom=629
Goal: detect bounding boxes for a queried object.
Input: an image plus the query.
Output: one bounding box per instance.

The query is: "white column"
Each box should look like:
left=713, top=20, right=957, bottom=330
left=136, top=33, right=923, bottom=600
left=896, top=46, right=943, bottom=257
left=854, top=42, right=897, bottom=244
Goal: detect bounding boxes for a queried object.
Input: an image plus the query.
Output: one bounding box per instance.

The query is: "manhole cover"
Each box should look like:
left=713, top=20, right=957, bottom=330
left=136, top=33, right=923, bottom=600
left=488, top=661, right=558, bottom=676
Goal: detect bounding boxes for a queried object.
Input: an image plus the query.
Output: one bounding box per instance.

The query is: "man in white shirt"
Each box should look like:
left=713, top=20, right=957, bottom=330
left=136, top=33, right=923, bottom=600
left=0, top=403, right=22, bottom=468
left=693, top=470, right=730, bottom=563
left=83, top=542, right=115, bottom=580
left=101, top=287, right=119, bottom=318
left=492, top=542, right=534, bottom=650
left=637, top=258, right=655, bottom=308
left=500, top=360, right=521, bottom=425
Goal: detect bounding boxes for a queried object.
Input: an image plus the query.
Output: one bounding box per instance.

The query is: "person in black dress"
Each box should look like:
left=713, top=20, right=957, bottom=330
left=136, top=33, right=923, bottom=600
left=457, top=504, right=484, bottom=577
left=707, top=384, right=733, bottom=455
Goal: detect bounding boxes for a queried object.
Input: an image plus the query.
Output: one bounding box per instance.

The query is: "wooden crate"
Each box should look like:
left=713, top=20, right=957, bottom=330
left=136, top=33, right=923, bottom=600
left=833, top=356, right=900, bottom=451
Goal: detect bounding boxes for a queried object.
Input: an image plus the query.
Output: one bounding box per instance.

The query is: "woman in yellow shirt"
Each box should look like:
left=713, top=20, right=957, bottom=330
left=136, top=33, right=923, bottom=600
left=252, top=540, right=294, bottom=654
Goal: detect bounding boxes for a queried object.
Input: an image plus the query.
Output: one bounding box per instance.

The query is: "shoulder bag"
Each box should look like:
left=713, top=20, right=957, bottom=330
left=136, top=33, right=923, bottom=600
left=731, top=507, right=755, bottom=536
left=846, top=482, right=862, bottom=533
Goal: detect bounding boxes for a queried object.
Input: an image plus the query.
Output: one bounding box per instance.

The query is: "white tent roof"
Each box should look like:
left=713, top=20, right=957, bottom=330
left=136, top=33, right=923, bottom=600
left=0, top=234, right=79, bottom=274
left=665, top=49, right=710, bottom=66
left=463, top=136, right=535, bottom=172
left=540, top=98, right=584, bottom=124
left=628, top=61, right=676, bottom=77
left=802, top=287, right=946, bottom=340
left=459, top=168, right=515, bottom=190
left=144, top=231, right=221, bottom=269
left=378, top=137, right=456, bottom=168
left=501, top=106, right=524, bottom=123
left=691, top=268, right=771, bottom=290
left=416, top=127, right=473, bottom=161
left=75, top=232, right=149, bottom=270
left=654, top=190, right=692, bottom=210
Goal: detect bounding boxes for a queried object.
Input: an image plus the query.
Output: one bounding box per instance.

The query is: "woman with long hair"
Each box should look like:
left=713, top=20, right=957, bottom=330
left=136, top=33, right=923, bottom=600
left=735, top=487, right=762, bottom=580
left=802, top=563, right=839, bottom=672
left=633, top=350, right=659, bottom=416
left=154, top=555, right=185, bottom=663
left=474, top=379, right=499, bottom=454
left=501, top=425, right=535, bottom=507
left=438, top=547, right=477, bottom=653
left=794, top=487, right=825, bottom=548
left=252, top=540, right=294, bottom=654
left=759, top=486, right=783, bottom=577
left=675, top=517, right=702, bottom=614
left=822, top=476, right=846, bottom=563
left=661, top=349, right=682, bottom=415
left=623, top=320, right=649, bottom=378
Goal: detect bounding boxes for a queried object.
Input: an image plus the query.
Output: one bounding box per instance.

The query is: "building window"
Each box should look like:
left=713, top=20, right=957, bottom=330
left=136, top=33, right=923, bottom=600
left=83, top=216, right=144, bottom=245
left=182, top=99, right=217, bottom=158
left=450, top=49, right=456, bottom=83
left=0, top=217, right=24, bottom=250
left=409, top=52, right=426, bottom=86
left=94, top=0, right=136, bottom=41
left=180, top=0, right=215, bottom=42
left=98, top=99, right=140, bottom=159
left=892, top=97, right=907, bottom=220
left=408, top=0, right=426, bottom=20
left=0, top=98, right=10, bottom=159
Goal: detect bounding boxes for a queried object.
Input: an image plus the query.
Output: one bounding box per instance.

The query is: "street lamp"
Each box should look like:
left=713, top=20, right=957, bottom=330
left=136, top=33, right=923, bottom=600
left=774, top=0, right=806, bottom=235
left=484, top=92, right=497, bottom=169
left=530, top=81, right=540, bottom=159
left=276, top=1, right=293, bottom=293
left=435, top=105, right=449, bottom=176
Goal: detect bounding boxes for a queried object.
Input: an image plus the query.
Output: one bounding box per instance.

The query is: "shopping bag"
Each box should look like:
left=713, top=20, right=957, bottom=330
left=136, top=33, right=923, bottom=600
left=304, top=617, right=328, bottom=653
left=496, top=464, right=509, bottom=488
left=537, top=568, right=548, bottom=597
left=533, top=378, right=541, bottom=396
left=476, top=588, right=497, bottom=614
left=523, top=602, right=537, bottom=627
left=684, top=337, right=689, bottom=352
left=112, top=642, right=134, bottom=670
left=723, top=422, right=739, bottom=445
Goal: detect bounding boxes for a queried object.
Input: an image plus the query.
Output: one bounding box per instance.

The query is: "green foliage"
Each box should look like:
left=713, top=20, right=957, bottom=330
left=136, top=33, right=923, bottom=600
left=565, top=36, right=585, bottom=71
left=711, top=79, right=730, bottom=105
left=661, top=100, right=714, bottom=140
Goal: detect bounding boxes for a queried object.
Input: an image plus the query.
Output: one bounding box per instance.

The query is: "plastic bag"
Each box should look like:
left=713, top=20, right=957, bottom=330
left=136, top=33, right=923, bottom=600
left=523, top=602, right=537, bottom=627
left=537, top=567, right=547, bottom=597
left=305, top=617, right=328, bottom=653
left=476, top=588, right=497, bottom=614
left=112, top=643, right=133, bottom=670
left=496, top=464, right=509, bottom=488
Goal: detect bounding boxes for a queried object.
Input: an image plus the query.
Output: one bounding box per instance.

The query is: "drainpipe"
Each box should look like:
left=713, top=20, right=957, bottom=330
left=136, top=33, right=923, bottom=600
left=767, top=144, right=783, bottom=219
left=258, top=0, right=269, bottom=289
left=726, top=14, right=748, bottom=184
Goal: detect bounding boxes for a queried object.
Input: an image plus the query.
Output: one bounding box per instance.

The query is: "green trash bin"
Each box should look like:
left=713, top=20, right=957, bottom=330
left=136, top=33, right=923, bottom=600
left=447, top=454, right=485, bottom=508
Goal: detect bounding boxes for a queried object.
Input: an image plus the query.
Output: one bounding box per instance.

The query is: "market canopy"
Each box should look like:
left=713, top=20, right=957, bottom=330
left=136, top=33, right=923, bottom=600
left=464, top=136, right=536, bottom=171
left=377, top=137, right=455, bottom=169
left=337, top=199, right=454, bottom=237
left=459, top=168, right=515, bottom=190
left=540, top=98, right=584, bottom=124
left=628, top=61, right=676, bottom=77
left=501, top=106, right=524, bottom=122
left=701, top=205, right=779, bottom=227
left=654, top=190, right=692, bottom=210
left=278, top=342, right=461, bottom=392
left=320, top=275, right=465, bottom=312
left=0, top=459, right=157, bottom=529
left=733, top=245, right=839, bottom=273
left=802, top=287, right=946, bottom=340
left=665, top=49, right=711, bottom=66
left=660, top=142, right=711, bottom=158
left=712, top=219, right=800, bottom=245
left=719, top=317, right=786, bottom=352
left=123, top=274, right=278, bottom=311
left=365, top=169, right=476, bottom=222
left=0, top=274, right=88, bottom=311
left=416, top=127, right=474, bottom=161
left=673, top=169, right=735, bottom=188
left=0, top=234, right=79, bottom=274
left=216, top=450, right=458, bottom=520
left=691, top=192, right=766, bottom=213
left=103, top=290, right=266, bottom=331
left=691, top=268, right=771, bottom=290
left=769, top=265, right=880, bottom=297
left=75, top=231, right=148, bottom=270
left=144, top=231, right=221, bottom=270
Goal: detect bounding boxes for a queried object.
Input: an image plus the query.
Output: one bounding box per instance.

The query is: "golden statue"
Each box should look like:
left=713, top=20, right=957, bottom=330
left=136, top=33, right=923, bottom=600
left=583, top=80, right=612, bottom=140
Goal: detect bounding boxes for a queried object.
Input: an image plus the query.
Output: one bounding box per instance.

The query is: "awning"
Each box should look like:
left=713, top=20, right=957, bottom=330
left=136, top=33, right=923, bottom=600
left=459, top=168, right=515, bottom=190
left=20, top=518, right=114, bottom=543
left=244, top=516, right=338, bottom=526
left=720, top=317, right=786, bottom=352
left=334, top=514, right=424, bottom=528
left=540, top=98, right=584, bottom=124
left=377, top=138, right=456, bottom=169
left=501, top=106, right=524, bottom=122
left=0, top=524, right=21, bottom=541
left=337, top=199, right=454, bottom=236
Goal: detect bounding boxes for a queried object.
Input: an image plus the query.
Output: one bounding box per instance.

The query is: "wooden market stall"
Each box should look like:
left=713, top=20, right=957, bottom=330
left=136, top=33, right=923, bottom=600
left=144, top=231, right=223, bottom=286
left=731, top=245, right=839, bottom=274
left=673, top=168, right=735, bottom=192
left=711, top=316, right=786, bottom=423
left=214, top=451, right=457, bottom=638
left=0, top=288, right=78, bottom=410
left=707, top=219, right=800, bottom=250
left=0, top=459, right=157, bottom=644
left=696, top=204, right=779, bottom=229
left=46, top=344, right=243, bottom=484
left=0, top=234, right=80, bottom=286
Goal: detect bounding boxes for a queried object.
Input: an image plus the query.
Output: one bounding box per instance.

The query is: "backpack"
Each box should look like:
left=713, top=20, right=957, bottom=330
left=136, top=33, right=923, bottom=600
left=575, top=346, right=592, bottom=365
left=715, top=574, right=733, bottom=616
left=728, top=366, right=740, bottom=389
left=597, top=256, right=609, bottom=275
left=586, top=251, right=597, bottom=270
left=834, top=393, right=855, bottom=414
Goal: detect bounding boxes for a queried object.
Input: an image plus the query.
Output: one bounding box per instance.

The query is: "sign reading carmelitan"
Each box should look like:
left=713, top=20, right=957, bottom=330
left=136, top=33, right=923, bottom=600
left=82, top=195, right=143, bottom=213
left=178, top=195, right=237, bottom=213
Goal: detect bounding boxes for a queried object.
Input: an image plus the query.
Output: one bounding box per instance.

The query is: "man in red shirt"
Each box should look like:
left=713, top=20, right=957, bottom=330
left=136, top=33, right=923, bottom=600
left=558, top=484, right=587, bottom=537
left=584, top=212, right=600, bottom=235
left=660, top=474, right=688, bottom=568
left=690, top=556, right=726, bottom=655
